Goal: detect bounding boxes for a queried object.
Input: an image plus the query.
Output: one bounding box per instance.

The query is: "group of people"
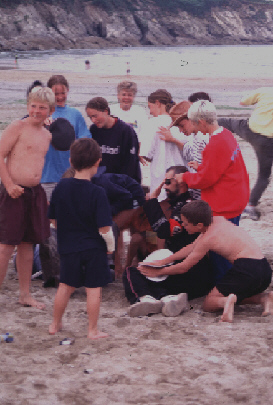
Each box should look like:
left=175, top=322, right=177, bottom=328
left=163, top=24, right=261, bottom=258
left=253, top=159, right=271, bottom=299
left=0, top=75, right=272, bottom=339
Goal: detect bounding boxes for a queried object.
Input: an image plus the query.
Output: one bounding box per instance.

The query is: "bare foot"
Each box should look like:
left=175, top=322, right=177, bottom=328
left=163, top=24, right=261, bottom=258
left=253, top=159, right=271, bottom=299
left=49, top=322, right=62, bottom=335
left=87, top=330, right=108, bottom=340
left=19, top=294, right=45, bottom=310
left=262, top=291, right=273, bottom=316
left=220, top=294, right=237, bottom=323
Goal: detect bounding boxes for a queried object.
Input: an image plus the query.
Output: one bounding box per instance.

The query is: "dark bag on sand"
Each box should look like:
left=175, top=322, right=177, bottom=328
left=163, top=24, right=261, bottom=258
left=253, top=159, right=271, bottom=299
left=39, top=227, right=60, bottom=288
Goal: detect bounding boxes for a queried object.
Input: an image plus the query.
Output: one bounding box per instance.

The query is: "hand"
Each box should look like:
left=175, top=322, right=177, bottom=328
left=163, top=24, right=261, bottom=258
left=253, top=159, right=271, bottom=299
left=149, top=180, right=165, bottom=199
left=158, top=126, right=174, bottom=143
left=139, top=259, right=165, bottom=267
left=174, top=173, right=184, bottom=184
left=139, top=156, right=149, bottom=166
left=44, top=116, right=54, bottom=126
left=188, top=161, right=199, bottom=170
left=138, top=264, right=164, bottom=278
left=6, top=183, right=24, bottom=199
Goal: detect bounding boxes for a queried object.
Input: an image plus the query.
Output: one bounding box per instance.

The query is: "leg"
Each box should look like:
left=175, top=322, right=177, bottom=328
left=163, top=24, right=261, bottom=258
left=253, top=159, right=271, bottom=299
left=86, top=287, right=108, bottom=339
left=49, top=283, right=75, bottom=334
left=241, top=291, right=273, bottom=317
left=0, top=243, right=15, bottom=286
left=16, top=242, right=45, bottom=309
left=202, top=287, right=237, bottom=323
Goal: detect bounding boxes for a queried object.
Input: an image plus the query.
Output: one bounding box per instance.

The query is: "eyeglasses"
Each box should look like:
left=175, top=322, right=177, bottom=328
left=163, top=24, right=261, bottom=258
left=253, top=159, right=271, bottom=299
left=164, top=178, right=176, bottom=185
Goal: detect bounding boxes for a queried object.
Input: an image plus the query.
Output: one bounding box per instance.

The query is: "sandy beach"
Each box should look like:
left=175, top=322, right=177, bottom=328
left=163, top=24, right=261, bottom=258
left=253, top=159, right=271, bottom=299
left=0, top=69, right=272, bottom=405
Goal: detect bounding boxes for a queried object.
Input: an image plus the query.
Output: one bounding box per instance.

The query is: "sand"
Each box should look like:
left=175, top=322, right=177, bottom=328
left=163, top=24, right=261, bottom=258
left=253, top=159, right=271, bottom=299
left=0, top=69, right=272, bottom=405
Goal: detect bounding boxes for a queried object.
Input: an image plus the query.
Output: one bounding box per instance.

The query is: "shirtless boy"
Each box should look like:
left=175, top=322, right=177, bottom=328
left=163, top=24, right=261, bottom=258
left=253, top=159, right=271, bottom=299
left=0, top=87, right=55, bottom=309
left=139, top=200, right=273, bottom=322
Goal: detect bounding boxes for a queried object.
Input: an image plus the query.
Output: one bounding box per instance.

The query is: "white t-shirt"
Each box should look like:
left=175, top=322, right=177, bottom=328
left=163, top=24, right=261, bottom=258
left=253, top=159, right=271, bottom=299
left=140, top=114, right=188, bottom=201
left=110, top=104, right=148, bottom=137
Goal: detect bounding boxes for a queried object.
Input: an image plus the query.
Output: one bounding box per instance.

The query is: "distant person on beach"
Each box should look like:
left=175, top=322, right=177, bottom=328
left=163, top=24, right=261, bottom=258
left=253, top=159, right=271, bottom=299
left=110, top=81, right=148, bottom=139
left=174, top=100, right=249, bottom=283
left=85, top=60, right=90, bottom=70
left=139, top=200, right=273, bottom=322
left=41, top=74, right=91, bottom=200
left=48, top=138, right=114, bottom=339
left=218, top=87, right=273, bottom=221
left=140, top=89, right=187, bottom=201
left=0, top=87, right=55, bottom=309
left=86, top=96, right=141, bottom=183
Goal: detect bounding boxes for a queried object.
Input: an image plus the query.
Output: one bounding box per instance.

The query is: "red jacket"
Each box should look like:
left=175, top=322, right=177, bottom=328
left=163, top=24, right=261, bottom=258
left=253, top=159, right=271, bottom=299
left=183, top=128, right=249, bottom=218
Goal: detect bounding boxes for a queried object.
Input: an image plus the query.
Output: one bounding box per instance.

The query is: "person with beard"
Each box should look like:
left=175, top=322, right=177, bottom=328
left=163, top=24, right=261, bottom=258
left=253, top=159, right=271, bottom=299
left=122, top=165, right=214, bottom=317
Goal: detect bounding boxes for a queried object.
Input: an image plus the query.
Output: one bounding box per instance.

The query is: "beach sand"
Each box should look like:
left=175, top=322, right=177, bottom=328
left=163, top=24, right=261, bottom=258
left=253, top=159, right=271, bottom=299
left=0, top=70, right=272, bottom=405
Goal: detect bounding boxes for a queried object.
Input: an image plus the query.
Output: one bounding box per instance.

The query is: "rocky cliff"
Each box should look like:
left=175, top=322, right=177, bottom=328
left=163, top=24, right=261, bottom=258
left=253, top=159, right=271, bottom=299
left=0, top=1, right=273, bottom=51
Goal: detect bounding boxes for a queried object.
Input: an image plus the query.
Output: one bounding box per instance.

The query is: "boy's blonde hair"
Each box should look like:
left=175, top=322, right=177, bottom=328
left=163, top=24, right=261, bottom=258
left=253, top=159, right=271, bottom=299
left=27, top=87, right=55, bottom=110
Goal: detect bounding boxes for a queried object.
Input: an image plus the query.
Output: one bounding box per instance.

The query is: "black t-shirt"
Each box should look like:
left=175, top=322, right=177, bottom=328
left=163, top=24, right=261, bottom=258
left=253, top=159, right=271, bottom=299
left=48, top=178, right=112, bottom=254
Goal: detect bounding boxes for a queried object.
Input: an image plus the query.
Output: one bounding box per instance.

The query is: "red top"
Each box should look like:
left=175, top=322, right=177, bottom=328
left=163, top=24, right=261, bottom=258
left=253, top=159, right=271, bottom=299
left=183, top=127, right=249, bottom=218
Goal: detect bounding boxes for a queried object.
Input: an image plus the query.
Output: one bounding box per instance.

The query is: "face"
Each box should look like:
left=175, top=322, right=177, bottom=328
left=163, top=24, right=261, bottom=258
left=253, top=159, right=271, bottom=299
left=86, top=108, right=109, bottom=128
left=163, top=170, right=179, bottom=200
left=148, top=101, right=160, bottom=117
left=27, top=100, right=51, bottom=124
left=51, top=84, right=68, bottom=107
left=118, top=90, right=135, bottom=111
left=180, top=214, right=201, bottom=234
left=176, top=118, right=196, bottom=135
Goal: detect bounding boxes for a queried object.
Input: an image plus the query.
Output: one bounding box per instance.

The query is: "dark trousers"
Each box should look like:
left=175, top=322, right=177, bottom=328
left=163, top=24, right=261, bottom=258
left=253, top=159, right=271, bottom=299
left=218, top=118, right=273, bottom=206
left=123, top=256, right=214, bottom=305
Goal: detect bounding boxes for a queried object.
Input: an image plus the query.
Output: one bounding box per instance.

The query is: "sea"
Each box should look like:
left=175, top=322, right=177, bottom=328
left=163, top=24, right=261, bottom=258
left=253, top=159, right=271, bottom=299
left=0, top=44, right=273, bottom=78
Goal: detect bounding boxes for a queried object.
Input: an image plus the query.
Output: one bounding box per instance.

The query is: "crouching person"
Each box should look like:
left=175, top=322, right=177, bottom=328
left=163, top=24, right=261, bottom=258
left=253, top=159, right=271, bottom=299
left=140, top=200, right=273, bottom=322
left=48, top=138, right=114, bottom=339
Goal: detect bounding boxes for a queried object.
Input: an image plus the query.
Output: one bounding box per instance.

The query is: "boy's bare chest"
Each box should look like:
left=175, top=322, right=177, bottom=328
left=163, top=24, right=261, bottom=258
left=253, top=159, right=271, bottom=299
left=16, top=129, right=50, bottom=156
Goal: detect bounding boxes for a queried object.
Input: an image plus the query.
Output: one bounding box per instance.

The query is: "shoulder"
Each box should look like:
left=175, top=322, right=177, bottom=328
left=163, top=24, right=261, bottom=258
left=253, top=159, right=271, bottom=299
left=0, top=120, right=25, bottom=141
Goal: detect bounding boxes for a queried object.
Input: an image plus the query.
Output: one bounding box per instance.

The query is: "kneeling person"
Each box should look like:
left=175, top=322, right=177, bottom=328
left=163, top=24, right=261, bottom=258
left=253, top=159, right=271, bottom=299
left=140, top=200, right=273, bottom=322
left=48, top=138, right=114, bottom=339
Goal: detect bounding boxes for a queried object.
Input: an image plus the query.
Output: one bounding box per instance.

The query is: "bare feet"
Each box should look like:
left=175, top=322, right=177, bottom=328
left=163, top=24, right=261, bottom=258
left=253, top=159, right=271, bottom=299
left=87, top=330, right=108, bottom=340
left=220, top=294, right=237, bottom=323
left=19, top=294, right=45, bottom=310
left=262, top=291, right=273, bottom=316
left=49, top=322, right=62, bottom=335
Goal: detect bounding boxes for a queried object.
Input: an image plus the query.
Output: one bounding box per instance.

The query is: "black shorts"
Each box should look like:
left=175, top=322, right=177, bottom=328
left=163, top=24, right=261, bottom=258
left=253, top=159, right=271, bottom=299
left=60, top=248, right=112, bottom=288
left=216, top=258, right=272, bottom=303
left=0, top=183, right=50, bottom=245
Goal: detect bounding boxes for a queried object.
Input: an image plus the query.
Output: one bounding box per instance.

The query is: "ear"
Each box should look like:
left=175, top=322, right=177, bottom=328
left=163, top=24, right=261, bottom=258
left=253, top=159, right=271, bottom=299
left=69, top=157, right=71, bottom=166
left=196, top=223, right=204, bottom=232
left=94, top=158, right=101, bottom=167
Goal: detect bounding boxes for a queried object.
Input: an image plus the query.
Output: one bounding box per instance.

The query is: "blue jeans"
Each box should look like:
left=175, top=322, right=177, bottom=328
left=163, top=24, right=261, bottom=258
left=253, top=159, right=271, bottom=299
left=218, top=118, right=273, bottom=206
left=210, top=215, right=241, bottom=283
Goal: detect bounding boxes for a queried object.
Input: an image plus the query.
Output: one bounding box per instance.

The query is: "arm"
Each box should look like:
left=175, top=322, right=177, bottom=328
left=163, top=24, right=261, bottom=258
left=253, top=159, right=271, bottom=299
left=158, top=126, right=185, bottom=150
left=74, top=110, right=91, bottom=139
left=139, top=234, right=208, bottom=277
left=120, top=126, right=141, bottom=183
left=99, top=226, right=115, bottom=253
left=0, top=121, right=24, bottom=198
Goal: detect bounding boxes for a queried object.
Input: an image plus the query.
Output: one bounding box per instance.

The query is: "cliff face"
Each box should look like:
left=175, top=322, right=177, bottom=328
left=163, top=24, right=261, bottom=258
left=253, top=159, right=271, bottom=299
left=0, top=1, right=273, bottom=51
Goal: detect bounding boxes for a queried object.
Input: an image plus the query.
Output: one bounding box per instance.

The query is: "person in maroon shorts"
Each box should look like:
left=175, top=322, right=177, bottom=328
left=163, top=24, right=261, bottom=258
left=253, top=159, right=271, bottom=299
left=0, top=87, right=55, bottom=309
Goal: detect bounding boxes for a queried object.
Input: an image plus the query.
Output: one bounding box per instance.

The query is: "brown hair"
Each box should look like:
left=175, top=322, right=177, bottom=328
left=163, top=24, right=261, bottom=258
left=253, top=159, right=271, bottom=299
left=86, top=97, right=110, bottom=115
left=180, top=200, right=212, bottom=227
left=47, top=75, right=69, bottom=90
left=70, top=138, right=101, bottom=171
left=148, top=89, right=175, bottom=113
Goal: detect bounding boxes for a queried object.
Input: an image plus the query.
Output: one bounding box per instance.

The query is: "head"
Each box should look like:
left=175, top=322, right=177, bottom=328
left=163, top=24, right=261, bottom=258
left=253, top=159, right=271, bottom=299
left=180, top=200, right=212, bottom=234
left=188, top=92, right=212, bottom=103
left=164, top=165, right=188, bottom=200
left=47, top=75, right=69, bottom=108
left=26, top=80, right=44, bottom=97
left=168, top=101, right=194, bottom=135
left=70, top=138, right=102, bottom=172
left=27, top=87, right=55, bottom=120
left=187, top=100, right=217, bottom=135
left=86, top=97, right=111, bottom=128
left=117, top=81, right=137, bottom=111
left=147, top=89, right=174, bottom=117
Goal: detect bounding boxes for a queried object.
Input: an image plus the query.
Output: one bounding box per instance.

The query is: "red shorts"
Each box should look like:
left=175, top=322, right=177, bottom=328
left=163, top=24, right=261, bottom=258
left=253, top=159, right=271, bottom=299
left=0, top=183, right=50, bottom=245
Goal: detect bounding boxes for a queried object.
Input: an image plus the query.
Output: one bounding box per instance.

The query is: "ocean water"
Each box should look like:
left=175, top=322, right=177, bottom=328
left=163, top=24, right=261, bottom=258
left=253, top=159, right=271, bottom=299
left=0, top=45, right=273, bottom=78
